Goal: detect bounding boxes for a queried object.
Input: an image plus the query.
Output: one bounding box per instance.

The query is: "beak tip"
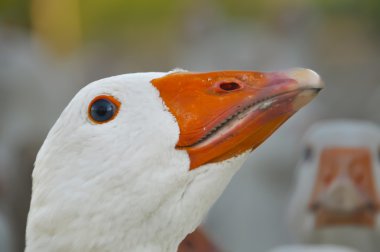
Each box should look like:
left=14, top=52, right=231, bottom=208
left=285, top=68, right=324, bottom=90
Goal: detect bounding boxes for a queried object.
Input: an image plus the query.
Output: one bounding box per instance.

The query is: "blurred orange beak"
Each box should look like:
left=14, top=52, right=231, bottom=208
left=152, top=68, right=323, bottom=169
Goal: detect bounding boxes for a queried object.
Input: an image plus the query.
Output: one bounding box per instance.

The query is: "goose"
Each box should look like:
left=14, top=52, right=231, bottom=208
left=270, top=244, right=358, bottom=252
left=25, top=68, right=322, bottom=252
left=287, top=120, right=380, bottom=252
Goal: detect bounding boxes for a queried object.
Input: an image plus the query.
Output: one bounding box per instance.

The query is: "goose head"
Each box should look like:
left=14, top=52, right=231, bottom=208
left=288, top=120, right=380, bottom=250
left=26, top=68, right=322, bottom=251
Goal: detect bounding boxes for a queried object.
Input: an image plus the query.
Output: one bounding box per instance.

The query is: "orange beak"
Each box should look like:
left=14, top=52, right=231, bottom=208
left=152, top=68, right=323, bottom=169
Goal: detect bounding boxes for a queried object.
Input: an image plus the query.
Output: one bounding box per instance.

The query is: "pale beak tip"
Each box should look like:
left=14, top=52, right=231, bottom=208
left=285, top=68, right=324, bottom=90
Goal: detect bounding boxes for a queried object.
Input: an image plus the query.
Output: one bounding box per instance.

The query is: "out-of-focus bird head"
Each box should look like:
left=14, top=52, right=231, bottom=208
left=288, top=120, right=380, bottom=244
left=26, top=68, right=322, bottom=251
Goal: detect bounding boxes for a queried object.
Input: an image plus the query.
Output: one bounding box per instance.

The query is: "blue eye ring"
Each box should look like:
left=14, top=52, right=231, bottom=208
left=88, top=95, right=121, bottom=124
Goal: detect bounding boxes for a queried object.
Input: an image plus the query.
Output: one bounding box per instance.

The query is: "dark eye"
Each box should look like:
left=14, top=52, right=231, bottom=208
left=303, top=146, right=313, bottom=161
left=88, top=95, right=120, bottom=124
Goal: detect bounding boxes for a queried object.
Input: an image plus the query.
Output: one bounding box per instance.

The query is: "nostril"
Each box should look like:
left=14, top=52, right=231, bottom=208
left=309, top=202, right=320, bottom=212
left=366, top=202, right=377, bottom=211
left=218, top=82, right=242, bottom=91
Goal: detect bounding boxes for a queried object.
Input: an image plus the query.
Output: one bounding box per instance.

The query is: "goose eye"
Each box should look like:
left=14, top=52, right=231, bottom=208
left=303, top=146, right=313, bottom=161
left=88, top=95, right=120, bottom=124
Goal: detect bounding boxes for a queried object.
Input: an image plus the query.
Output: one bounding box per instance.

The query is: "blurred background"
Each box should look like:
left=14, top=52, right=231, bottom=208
left=0, top=0, right=380, bottom=251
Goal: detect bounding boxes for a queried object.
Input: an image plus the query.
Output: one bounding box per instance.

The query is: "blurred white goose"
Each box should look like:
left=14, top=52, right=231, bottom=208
left=25, top=68, right=322, bottom=252
left=287, top=120, right=380, bottom=252
left=270, top=245, right=359, bottom=252
left=270, top=244, right=358, bottom=252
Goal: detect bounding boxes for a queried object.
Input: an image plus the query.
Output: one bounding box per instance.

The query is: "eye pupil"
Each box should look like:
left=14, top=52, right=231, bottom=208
left=96, top=105, right=108, bottom=116
left=90, top=98, right=116, bottom=123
